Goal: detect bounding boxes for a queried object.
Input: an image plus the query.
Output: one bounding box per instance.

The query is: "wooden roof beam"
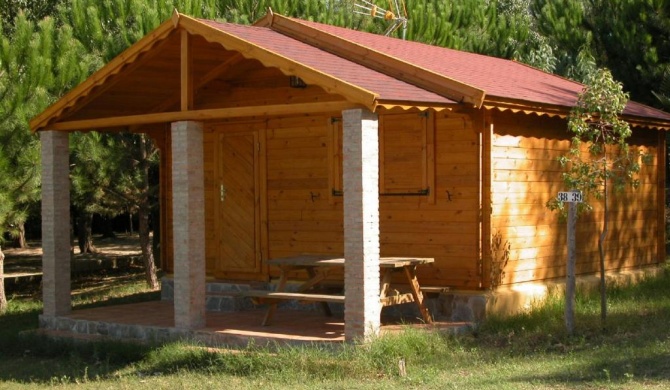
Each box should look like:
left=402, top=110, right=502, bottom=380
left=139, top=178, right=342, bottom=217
left=143, top=51, right=245, bottom=115
left=181, top=30, right=194, bottom=111
left=127, top=51, right=245, bottom=133
left=45, top=101, right=362, bottom=132
left=261, top=13, right=485, bottom=108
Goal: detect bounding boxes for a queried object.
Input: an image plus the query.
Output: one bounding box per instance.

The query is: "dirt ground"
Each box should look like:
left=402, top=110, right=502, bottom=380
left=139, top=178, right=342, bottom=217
left=3, top=234, right=142, bottom=275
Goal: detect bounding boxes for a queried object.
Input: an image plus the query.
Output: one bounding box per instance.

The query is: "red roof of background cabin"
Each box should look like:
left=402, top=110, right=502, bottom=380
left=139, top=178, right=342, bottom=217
left=288, top=18, right=670, bottom=121
left=199, top=20, right=455, bottom=105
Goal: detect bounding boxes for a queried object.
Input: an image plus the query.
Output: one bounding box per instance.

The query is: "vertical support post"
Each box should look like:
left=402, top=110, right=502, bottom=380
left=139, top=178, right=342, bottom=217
left=41, top=130, right=71, bottom=316
left=342, top=108, right=380, bottom=342
left=565, top=202, right=577, bottom=336
left=171, top=121, right=205, bottom=329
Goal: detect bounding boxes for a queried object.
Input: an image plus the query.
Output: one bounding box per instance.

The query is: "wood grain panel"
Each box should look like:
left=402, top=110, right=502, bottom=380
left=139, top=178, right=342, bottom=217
left=489, top=110, right=663, bottom=287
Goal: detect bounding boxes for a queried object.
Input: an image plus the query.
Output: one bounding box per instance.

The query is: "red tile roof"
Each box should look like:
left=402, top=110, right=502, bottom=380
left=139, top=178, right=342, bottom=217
left=289, top=19, right=670, bottom=121
left=199, top=20, right=455, bottom=105
left=203, top=15, right=670, bottom=122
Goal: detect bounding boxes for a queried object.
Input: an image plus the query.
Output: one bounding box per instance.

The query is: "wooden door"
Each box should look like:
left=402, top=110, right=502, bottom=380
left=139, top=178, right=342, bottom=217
left=216, top=131, right=261, bottom=277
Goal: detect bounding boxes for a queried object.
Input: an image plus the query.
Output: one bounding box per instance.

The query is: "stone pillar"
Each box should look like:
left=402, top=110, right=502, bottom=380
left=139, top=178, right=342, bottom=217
left=171, top=121, right=206, bottom=329
left=41, top=131, right=71, bottom=317
left=342, top=108, right=381, bottom=342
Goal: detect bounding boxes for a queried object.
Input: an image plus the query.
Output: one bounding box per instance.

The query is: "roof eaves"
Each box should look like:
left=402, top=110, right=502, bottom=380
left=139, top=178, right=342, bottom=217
left=483, top=97, right=570, bottom=119
left=264, top=13, right=485, bottom=108
left=376, top=100, right=456, bottom=113
left=623, top=115, right=670, bottom=131
left=486, top=96, right=670, bottom=130
left=178, top=14, right=378, bottom=111
left=30, top=17, right=178, bottom=132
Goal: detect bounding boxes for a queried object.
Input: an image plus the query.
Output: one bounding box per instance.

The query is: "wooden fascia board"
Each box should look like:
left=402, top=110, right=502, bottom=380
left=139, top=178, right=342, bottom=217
left=44, top=101, right=362, bottom=132
left=266, top=13, right=485, bottom=108
left=176, top=14, right=378, bottom=111
left=483, top=97, right=571, bottom=118
left=486, top=96, right=670, bottom=130
left=623, top=116, right=670, bottom=131
left=376, top=101, right=455, bottom=112
left=30, top=18, right=177, bottom=132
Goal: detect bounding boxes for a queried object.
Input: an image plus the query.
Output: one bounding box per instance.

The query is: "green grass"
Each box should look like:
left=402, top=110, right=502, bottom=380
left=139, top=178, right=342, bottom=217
left=2, top=267, right=670, bottom=389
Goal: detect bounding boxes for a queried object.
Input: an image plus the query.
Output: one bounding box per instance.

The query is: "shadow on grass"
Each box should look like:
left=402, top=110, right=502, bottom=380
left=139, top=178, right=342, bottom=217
left=479, top=274, right=670, bottom=386
left=509, top=350, right=670, bottom=385
left=74, top=289, right=162, bottom=310
left=0, top=334, right=156, bottom=384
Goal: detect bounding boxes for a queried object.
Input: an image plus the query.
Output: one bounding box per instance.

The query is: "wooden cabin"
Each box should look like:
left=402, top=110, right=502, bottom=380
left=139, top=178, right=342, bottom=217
left=32, top=11, right=670, bottom=341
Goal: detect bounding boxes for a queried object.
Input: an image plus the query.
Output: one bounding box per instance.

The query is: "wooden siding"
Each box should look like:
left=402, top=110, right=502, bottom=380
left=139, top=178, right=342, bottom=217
left=161, top=109, right=482, bottom=289
left=490, top=110, right=663, bottom=286
left=159, top=107, right=663, bottom=290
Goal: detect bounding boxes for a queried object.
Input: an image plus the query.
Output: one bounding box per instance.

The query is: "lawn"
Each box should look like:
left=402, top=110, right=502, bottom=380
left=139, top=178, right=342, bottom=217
left=1, top=265, right=670, bottom=389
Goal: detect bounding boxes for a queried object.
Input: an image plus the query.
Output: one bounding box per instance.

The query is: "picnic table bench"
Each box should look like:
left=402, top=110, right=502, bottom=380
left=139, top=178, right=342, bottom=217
left=241, top=255, right=435, bottom=326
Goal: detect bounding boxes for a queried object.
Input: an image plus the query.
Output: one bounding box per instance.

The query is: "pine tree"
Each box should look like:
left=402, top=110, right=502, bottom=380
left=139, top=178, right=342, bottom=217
left=0, top=12, right=94, bottom=248
left=587, top=0, right=670, bottom=106
left=0, top=0, right=63, bottom=35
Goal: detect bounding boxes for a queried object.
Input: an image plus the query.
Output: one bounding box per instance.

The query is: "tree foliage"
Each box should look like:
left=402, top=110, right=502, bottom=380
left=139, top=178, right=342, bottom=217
left=0, top=11, right=95, bottom=246
left=550, top=69, right=640, bottom=213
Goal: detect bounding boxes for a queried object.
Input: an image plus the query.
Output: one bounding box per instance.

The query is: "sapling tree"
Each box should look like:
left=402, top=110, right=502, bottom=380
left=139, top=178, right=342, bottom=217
left=548, top=68, right=644, bottom=332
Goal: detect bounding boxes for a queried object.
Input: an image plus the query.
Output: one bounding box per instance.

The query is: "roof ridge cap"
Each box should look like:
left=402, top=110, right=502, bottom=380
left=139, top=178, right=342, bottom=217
left=267, top=13, right=485, bottom=108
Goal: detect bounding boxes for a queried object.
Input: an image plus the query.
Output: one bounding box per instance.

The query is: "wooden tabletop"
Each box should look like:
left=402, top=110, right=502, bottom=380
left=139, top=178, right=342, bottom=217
left=267, top=255, right=434, bottom=268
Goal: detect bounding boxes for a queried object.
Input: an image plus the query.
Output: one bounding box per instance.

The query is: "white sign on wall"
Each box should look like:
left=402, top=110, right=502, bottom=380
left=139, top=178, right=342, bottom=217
left=557, top=191, right=583, bottom=203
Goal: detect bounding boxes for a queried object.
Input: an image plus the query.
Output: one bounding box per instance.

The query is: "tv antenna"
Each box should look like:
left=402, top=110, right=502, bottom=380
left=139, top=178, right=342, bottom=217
left=354, top=0, right=408, bottom=40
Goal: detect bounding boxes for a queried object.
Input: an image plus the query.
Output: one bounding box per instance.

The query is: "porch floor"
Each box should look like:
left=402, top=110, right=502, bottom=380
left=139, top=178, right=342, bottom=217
left=39, top=301, right=470, bottom=347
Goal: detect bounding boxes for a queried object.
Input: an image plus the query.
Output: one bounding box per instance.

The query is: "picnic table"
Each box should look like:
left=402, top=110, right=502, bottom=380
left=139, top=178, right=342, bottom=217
left=245, top=255, right=435, bottom=326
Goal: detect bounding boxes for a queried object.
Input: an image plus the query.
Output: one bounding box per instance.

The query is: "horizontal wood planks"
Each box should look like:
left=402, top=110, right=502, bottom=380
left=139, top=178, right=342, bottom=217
left=490, top=110, right=663, bottom=286
left=173, top=110, right=484, bottom=288
left=161, top=105, right=663, bottom=290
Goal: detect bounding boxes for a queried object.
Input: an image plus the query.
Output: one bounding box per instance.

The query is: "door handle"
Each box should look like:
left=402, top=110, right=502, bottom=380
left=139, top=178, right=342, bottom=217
left=220, top=184, right=226, bottom=202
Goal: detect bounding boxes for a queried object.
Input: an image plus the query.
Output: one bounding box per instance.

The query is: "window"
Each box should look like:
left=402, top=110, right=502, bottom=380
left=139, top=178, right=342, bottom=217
left=330, top=111, right=435, bottom=202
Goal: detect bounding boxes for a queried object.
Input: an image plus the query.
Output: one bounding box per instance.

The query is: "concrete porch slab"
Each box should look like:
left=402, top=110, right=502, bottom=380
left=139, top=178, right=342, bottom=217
left=38, top=301, right=471, bottom=348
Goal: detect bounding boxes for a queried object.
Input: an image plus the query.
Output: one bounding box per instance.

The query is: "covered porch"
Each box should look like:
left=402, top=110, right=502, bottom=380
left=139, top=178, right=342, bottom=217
left=32, top=11, right=466, bottom=343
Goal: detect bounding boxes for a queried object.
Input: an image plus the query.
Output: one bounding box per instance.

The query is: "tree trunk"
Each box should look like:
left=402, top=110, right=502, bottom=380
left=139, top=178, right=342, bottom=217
left=100, top=216, right=116, bottom=239
left=139, top=135, right=159, bottom=290
left=139, top=204, right=159, bottom=290
left=0, top=246, right=7, bottom=314
left=77, top=211, right=97, bottom=254
left=12, top=223, right=27, bottom=249
left=152, top=200, right=161, bottom=263
left=565, top=201, right=577, bottom=336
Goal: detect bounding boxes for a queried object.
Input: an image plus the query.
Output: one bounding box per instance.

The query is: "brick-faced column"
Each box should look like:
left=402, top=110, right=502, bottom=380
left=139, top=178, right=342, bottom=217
left=171, top=121, right=206, bottom=329
left=342, top=108, right=380, bottom=342
left=41, top=131, right=71, bottom=316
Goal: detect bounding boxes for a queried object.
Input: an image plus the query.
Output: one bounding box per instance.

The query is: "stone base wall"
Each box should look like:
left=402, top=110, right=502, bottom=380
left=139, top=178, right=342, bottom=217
left=161, top=277, right=444, bottom=321
left=438, top=266, right=665, bottom=323
left=38, top=314, right=291, bottom=348
left=162, top=267, right=664, bottom=324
